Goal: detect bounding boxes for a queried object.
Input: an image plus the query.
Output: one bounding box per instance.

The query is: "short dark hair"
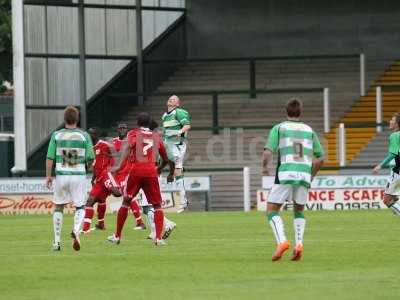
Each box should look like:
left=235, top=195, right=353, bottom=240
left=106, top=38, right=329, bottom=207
left=88, top=127, right=101, bottom=136
left=394, top=113, right=400, bottom=127
left=137, top=112, right=152, bottom=128
left=64, top=106, right=79, bottom=125
left=150, top=120, right=159, bottom=131
left=286, top=98, right=302, bottom=118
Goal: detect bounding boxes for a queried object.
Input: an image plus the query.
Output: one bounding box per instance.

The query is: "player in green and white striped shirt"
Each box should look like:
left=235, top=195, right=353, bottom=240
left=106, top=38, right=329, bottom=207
left=373, top=113, right=400, bottom=215
left=45, top=106, right=94, bottom=251
left=262, top=98, right=324, bottom=261
left=161, top=95, right=191, bottom=213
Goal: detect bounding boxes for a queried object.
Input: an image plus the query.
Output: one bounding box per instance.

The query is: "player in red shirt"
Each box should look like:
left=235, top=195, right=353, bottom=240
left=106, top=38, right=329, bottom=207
left=82, top=127, right=114, bottom=232
left=107, top=113, right=174, bottom=245
left=112, top=123, right=146, bottom=230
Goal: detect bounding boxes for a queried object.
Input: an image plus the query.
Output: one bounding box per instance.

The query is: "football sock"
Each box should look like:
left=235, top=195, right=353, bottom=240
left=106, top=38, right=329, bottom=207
left=83, top=207, right=94, bottom=232
left=116, top=205, right=129, bottom=238
left=53, top=211, right=63, bottom=244
left=388, top=201, right=400, bottom=216
left=130, top=200, right=144, bottom=225
left=147, top=207, right=156, bottom=237
left=294, top=211, right=306, bottom=246
left=73, top=207, right=85, bottom=234
left=154, top=209, right=164, bottom=240
left=176, top=175, right=188, bottom=208
left=97, top=202, right=107, bottom=226
left=267, top=212, right=287, bottom=244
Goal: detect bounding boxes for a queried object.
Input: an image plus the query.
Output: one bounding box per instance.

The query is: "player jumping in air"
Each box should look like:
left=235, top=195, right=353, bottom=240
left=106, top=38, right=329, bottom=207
left=373, top=113, right=400, bottom=214
left=162, top=95, right=191, bottom=213
left=262, top=98, right=324, bottom=261
left=112, top=123, right=146, bottom=230
left=107, top=113, right=175, bottom=246
left=46, top=106, right=94, bottom=251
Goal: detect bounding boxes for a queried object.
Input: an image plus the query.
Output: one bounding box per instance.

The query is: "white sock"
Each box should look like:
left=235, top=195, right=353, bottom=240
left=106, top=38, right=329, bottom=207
left=53, top=211, right=63, bottom=244
left=73, top=208, right=85, bottom=234
left=268, top=215, right=287, bottom=244
left=164, top=216, right=175, bottom=229
left=294, top=218, right=306, bottom=246
left=390, top=202, right=400, bottom=216
left=147, top=207, right=156, bottom=237
left=176, top=177, right=187, bottom=207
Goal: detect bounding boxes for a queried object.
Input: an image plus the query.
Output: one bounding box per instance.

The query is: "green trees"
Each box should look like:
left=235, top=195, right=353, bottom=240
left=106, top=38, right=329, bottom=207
left=0, top=0, right=11, bottom=93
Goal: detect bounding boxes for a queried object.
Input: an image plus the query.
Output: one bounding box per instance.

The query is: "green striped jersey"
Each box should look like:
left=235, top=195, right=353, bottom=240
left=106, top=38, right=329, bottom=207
left=265, top=120, right=324, bottom=188
left=388, top=131, right=400, bottom=173
left=46, top=128, right=95, bottom=175
left=162, top=107, right=191, bottom=145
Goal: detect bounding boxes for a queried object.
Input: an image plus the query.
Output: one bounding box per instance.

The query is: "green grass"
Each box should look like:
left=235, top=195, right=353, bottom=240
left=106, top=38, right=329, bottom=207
left=0, top=210, right=400, bottom=300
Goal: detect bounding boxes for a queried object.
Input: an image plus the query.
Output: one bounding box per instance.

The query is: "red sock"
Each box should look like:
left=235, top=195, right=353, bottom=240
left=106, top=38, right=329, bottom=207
left=154, top=209, right=164, bottom=240
left=83, top=207, right=94, bottom=232
left=97, top=202, right=107, bottom=227
left=116, top=205, right=129, bottom=238
left=130, top=200, right=144, bottom=225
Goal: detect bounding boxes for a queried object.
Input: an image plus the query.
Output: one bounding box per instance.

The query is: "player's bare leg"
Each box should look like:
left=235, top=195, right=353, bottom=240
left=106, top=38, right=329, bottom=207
left=291, top=203, right=305, bottom=261
left=52, top=204, right=64, bottom=251
left=267, top=202, right=290, bottom=261
left=383, top=194, right=400, bottom=216
left=108, top=197, right=132, bottom=244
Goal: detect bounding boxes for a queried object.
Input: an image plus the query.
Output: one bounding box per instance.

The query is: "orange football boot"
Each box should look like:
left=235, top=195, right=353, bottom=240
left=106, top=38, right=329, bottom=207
left=291, top=244, right=303, bottom=261
left=271, top=240, right=290, bottom=261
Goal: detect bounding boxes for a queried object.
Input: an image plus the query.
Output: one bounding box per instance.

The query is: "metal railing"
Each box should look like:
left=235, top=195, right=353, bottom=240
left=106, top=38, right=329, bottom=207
left=108, top=87, right=328, bottom=134
left=144, top=53, right=365, bottom=99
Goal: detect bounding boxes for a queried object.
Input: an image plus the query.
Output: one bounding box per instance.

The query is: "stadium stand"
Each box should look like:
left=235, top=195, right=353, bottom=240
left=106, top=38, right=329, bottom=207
left=324, top=60, right=400, bottom=167
left=108, top=58, right=386, bottom=209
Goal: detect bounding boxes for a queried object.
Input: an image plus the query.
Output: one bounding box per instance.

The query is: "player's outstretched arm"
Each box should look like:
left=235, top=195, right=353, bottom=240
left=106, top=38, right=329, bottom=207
left=311, top=157, right=324, bottom=180
left=166, top=160, right=175, bottom=182
left=157, top=139, right=175, bottom=182
left=373, top=152, right=396, bottom=174
left=179, top=124, right=191, bottom=135
left=262, top=149, right=273, bottom=176
left=110, top=140, right=130, bottom=173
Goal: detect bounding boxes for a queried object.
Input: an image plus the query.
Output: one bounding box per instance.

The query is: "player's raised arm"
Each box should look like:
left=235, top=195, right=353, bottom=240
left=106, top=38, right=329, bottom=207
left=157, top=138, right=175, bottom=182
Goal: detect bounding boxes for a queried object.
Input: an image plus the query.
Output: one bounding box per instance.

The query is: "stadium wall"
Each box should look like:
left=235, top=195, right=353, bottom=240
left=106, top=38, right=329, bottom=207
left=186, top=0, right=400, bottom=58
left=24, top=0, right=185, bottom=154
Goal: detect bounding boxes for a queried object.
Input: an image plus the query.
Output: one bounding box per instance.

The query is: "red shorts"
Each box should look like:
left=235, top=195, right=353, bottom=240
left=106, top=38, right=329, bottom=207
left=90, top=171, right=129, bottom=202
left=124, top=176, right=162, bottom=205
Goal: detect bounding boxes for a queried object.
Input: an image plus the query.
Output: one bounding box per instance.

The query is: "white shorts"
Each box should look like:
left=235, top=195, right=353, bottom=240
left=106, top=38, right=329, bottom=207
left=385, top=171, right=400, bottom=196
left=167, top=142, right=187, bottom=169
left=53, top=175, right=88, bottom=207
left=268, top=184, right=308, bottom=205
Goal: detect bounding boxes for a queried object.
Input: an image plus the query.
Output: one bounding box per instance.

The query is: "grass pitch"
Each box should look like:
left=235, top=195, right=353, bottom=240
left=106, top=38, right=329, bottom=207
left=0, top=210, right=400, bottom=300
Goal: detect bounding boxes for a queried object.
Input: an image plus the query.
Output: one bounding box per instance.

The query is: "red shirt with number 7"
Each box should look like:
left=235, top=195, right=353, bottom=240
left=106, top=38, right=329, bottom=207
left=127, top=127, right=168, bottom=177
